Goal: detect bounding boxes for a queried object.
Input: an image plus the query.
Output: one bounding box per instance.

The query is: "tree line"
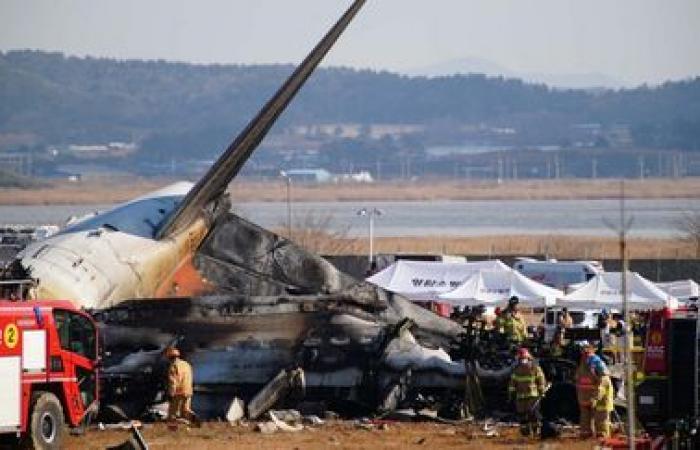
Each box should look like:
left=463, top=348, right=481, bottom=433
left=1, top=50, right=699, bottom=159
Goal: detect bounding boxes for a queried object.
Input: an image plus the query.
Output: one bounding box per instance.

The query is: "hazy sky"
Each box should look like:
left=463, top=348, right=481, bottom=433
left=1, top=0, right=699, bottom=85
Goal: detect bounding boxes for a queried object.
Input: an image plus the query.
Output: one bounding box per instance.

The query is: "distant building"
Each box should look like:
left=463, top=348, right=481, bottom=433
left=65, top=142, right=138, bottom=158
left=0, top=153, right=33, bottom=176
left=290, top=123, right=424, bottom=140
left=335, top=171, right=374, bottom=183
left=282, top=168, right=374, bottom=184
left=284, top=168, right=334, bottom=183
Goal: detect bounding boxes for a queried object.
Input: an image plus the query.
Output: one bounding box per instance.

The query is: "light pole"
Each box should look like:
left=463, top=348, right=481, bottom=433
left=280, top=171, right=292, bottom=239
left=605, top=181, right=635, bottom=449
left=357, top=207, right=383, bottom=269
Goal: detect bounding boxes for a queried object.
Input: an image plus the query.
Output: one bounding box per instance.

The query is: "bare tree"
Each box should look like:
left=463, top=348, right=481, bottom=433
left=281, top=211, right=357, bottom=255
left=674, top=211, right=700, bottom=258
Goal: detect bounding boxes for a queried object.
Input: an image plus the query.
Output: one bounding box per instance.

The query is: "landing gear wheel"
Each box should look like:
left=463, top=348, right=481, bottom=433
left=22, top=392, right=65, bottom=450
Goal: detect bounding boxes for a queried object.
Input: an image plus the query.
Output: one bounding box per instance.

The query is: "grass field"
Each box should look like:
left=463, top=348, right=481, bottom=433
left=0, top=177, right=699, bottom=205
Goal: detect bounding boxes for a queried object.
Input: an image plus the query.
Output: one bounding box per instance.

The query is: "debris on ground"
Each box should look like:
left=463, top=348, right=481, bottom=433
left=303, top=415, right=325, bottom=426
left=68, top=421, right=603, bottom=450
left=255, top=421, right=278, bottom=434
left=98, top=421, right=144, bottom=431
left=225, top=397, right=245, bottom=424
left=104, top=422, right=149, bottom=450
left=269, top=410, right=304, bottom=432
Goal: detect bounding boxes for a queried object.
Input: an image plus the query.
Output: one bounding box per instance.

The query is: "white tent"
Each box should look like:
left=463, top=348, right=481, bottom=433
left=438, top=268, right=562, bottom=307
left=656, top=279, right=699, bottom=302
left=366, top=259, right=509, bottom=301
left=557, top=272, right=677, bottom=310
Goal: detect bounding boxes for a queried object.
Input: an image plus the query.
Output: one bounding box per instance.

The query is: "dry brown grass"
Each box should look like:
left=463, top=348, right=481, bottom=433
left=231, top=177, right=700, bottom=202
left=279, top=231, right=697, bottom=260
left=0, top=178, right=166, bottom=205
left=0, top=177, right=698, bottom=205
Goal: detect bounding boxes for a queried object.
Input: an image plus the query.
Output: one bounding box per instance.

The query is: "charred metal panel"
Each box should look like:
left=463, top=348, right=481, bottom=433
left=196, top=213, right=355, bottom=295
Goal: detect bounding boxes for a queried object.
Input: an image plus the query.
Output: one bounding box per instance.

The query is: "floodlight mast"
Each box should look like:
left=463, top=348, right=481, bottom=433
left=357, top=207, right=383, bottom=269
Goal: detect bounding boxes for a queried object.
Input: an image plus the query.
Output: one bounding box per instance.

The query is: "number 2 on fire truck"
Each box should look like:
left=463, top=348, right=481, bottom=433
left=3, top=323, right=19, bottom=349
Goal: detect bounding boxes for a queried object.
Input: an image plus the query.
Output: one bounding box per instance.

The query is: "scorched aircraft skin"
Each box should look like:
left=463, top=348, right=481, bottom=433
left=4, top=0, right=512, bottom=418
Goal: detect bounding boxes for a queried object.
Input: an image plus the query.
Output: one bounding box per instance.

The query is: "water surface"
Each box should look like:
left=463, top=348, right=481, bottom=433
left=2, top=198, right=697, bottom=238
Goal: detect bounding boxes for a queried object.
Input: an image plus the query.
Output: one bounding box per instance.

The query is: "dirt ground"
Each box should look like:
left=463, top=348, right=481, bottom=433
left=63, top=421, right=602, bottom=450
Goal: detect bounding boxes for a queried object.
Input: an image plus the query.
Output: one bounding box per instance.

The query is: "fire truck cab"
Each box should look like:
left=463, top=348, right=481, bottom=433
left=0, top=299, right=98, bottom=449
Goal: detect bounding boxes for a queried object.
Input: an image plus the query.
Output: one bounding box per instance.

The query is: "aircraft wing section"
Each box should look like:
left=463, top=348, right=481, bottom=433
left=156, top=0, right=366, bottom=239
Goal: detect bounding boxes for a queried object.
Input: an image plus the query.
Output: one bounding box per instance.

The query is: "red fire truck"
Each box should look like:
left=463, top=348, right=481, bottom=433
left=0, top=299, right=99, bottom=449
left=637, top=306, right=699, bottom=447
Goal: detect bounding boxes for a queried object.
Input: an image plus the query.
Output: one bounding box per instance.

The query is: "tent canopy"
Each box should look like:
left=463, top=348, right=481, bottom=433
left=438, top=268, right=562, bottom=307
left=656, top=279, right=699, bottom=301
left=366, top=259, right=509, bottom=301
left=557, top=271, right=677, bottom=310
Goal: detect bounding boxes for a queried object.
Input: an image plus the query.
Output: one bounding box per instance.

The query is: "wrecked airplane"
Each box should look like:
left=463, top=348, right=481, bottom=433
left=3, top=0, right=525, bottom=420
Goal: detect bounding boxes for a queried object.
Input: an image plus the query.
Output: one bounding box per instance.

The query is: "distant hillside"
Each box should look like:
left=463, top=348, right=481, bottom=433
left=409, top=57, right=628, bottom=89
left=1, top=50, right=699, bottom=157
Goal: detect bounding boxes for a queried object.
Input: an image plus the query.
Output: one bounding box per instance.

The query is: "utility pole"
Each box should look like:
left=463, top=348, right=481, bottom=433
left=606, top=181, right=636, bottom=449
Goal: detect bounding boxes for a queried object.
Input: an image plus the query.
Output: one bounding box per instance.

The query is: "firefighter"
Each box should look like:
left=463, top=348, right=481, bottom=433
left=591, top=364, right=614, bottom=438
left=575, top=344, right=597, bottom=438
left=508, top=347, right=547, bottom=436
left=502, top=297, right=528, bottom=343
left=552, top=307, right=574, bottom=355
left=559, top=307, right=574, bottom=331
left=165, top=346, right=195, bottom=422
left=493, top=307, right=504, bottom=331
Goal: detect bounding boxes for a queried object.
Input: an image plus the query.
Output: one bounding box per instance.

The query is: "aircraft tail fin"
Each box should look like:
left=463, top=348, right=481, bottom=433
left=156, top=0, right=366, bottom=239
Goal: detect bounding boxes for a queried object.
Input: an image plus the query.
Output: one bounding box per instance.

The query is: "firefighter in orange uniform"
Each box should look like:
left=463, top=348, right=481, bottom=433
left=509, top=347, right=547, bottom=436
left=575, top=345, right=597, bottom=438
left=591, top=364, right=614, bottom=438
left=165, top=346, right=195, bottom=422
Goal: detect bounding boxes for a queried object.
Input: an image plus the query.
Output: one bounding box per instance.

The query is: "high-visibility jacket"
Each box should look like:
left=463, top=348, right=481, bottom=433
left=503, top=313, right=528, bottom=342
left=509, top=362, right=546, bottom=400
left=168, top=357, right=194, bottom=397
left=593, top=375, right=614, bottom=412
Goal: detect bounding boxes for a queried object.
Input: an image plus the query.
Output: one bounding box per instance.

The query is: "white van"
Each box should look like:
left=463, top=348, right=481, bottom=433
left=542, top=308, right=601, bottom=343
left=513, top=258, right=604, bottom=292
